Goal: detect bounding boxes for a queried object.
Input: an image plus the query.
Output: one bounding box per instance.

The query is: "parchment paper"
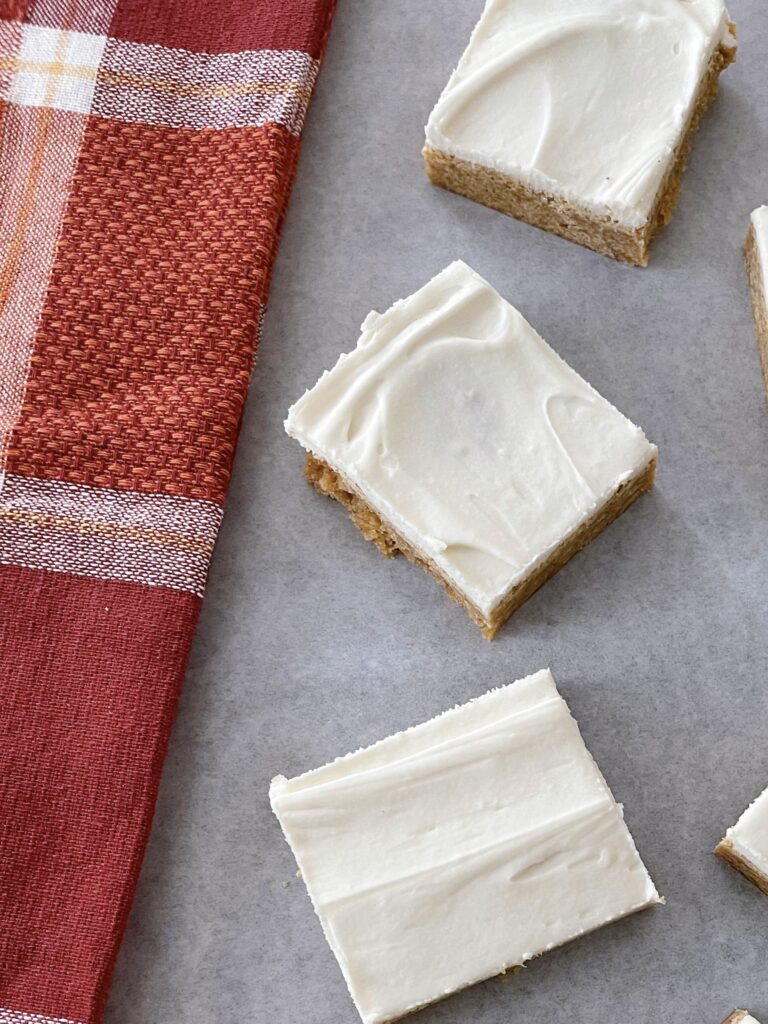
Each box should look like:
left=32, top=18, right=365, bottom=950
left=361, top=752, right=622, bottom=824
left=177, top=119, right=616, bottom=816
left=105, top=3, right=768, bottom=1021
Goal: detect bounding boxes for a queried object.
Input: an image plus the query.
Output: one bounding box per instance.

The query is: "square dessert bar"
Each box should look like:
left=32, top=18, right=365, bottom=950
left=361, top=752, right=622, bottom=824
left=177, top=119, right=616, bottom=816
left=271, top=669, right=661, bottom=1024
left=723, top=1014, right=763, bottom=1024
left=424, top=0, right=736, bottom=266
left=745, top=207, right=768, bottom=396
left=715, top=782, right=768, bottom=897
left=286, top=261, right=657, bottom=637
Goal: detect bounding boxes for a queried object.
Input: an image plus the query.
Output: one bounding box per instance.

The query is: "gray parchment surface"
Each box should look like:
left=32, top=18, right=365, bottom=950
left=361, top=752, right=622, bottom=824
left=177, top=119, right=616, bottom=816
left=105, top=3, right=768, bottom=1023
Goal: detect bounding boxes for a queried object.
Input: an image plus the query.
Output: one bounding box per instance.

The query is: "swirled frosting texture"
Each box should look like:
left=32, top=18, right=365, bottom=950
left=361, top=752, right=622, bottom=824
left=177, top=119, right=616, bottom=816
left=271, top=670, right=661, bottom=1024
left=286, top=261, right=657, bottom=619
left=726, top=783, right=768, bottom=880
left=425, top=0, right=735, bottom=228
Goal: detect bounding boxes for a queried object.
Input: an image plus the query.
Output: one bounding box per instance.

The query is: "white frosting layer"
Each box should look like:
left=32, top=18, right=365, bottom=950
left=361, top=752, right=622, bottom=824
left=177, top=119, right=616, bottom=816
left=271, top=670, right=661, bottom=1024
left=751, top=206, right=768, bottom=300
left=725, top=783, right=768, bottom=881
left=425, top=0, right=735, bottom=229
left=286, top=261, right=657, bottom=620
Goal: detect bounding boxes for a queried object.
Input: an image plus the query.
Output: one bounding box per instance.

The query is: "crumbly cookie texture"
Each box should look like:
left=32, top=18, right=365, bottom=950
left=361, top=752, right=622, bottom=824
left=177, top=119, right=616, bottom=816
left=305, top=452, right=656, bottom=638
left=287, top=261, right=657, bottom=636
left=745, top=208, right=768, bottom=395
left=424, top=0, right=736, bottom=265
left=271, top=670, right=661, bottom=1024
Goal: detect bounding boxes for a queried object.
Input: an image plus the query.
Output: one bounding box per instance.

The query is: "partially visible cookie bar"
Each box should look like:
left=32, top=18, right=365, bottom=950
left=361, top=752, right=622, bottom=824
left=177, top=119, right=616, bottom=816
left=745, top=207, right=768, bottom=395
left=716, top=782, right=768, bottom=897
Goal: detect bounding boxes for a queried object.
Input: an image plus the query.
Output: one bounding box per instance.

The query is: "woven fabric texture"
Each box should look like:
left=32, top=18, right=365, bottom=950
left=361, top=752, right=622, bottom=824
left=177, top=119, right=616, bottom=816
left=0, top=1, right=336, bottom=1021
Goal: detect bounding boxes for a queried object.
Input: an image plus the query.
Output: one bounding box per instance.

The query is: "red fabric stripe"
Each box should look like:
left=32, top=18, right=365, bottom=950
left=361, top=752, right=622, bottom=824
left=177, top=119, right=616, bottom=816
left=0, top=566, right=201, bottom=1023
left=110, top=0, right=334, bottom=57
left=0, top=2, right=29, bottom=18
left=6, top=120, right=300, bottom=504
left=0, top=1, right=337, bottom=1020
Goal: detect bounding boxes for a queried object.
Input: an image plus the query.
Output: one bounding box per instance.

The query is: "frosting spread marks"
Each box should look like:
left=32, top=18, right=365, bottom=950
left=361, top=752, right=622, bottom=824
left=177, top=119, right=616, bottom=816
left=286, top=261, right=657, bottom=618
left=425, top=0, right=735, bottom=227
left=271, top=670, right=661, bottom=1024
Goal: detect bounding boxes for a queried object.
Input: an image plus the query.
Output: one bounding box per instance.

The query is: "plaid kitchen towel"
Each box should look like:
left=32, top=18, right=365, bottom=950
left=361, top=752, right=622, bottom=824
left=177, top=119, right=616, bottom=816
left=0, top=1, right=336, bottom=1021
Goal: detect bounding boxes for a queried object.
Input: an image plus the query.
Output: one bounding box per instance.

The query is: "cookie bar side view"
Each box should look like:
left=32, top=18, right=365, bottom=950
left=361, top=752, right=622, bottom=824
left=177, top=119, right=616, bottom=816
left=745, top=207, right=768, bottom=396
left=722, top=1013, right=763, bottom=1024
left=715, top=782, right=768, bottom=897
left=424, top=0, right=736, bottom=266
left=270, top=669, right=661, bottom=1024
left=286, top=261, right=657, bottom=638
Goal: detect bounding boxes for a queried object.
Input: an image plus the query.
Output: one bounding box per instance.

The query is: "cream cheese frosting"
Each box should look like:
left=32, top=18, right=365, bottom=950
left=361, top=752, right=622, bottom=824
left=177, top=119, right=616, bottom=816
left=270, top=669, right=661, bottom=1024
left=724, top=783, right=768, bottom=881
left=425, top=0, right=735, bottom=228
left=751, top=206, right=768, bottom=299
left=285, top=261, right=657, bottom=620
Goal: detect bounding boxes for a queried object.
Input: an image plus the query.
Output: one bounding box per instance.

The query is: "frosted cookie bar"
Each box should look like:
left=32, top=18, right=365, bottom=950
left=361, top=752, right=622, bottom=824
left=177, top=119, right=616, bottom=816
left=723, top=1013, right=762, bottom=1024
left=286, top=261, right=657, bottom=637
left=716, top=782, right=768, bottom=897
left=745, top=207, right=768, bottom=396
left=424, top=0, right=736, bottom=266
left=270, top=669, right=661, bottom=1024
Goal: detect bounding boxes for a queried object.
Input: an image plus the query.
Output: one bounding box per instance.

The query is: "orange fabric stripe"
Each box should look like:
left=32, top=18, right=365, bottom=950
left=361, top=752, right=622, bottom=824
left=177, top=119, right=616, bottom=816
left=0, top=23, right=73, bottom=312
